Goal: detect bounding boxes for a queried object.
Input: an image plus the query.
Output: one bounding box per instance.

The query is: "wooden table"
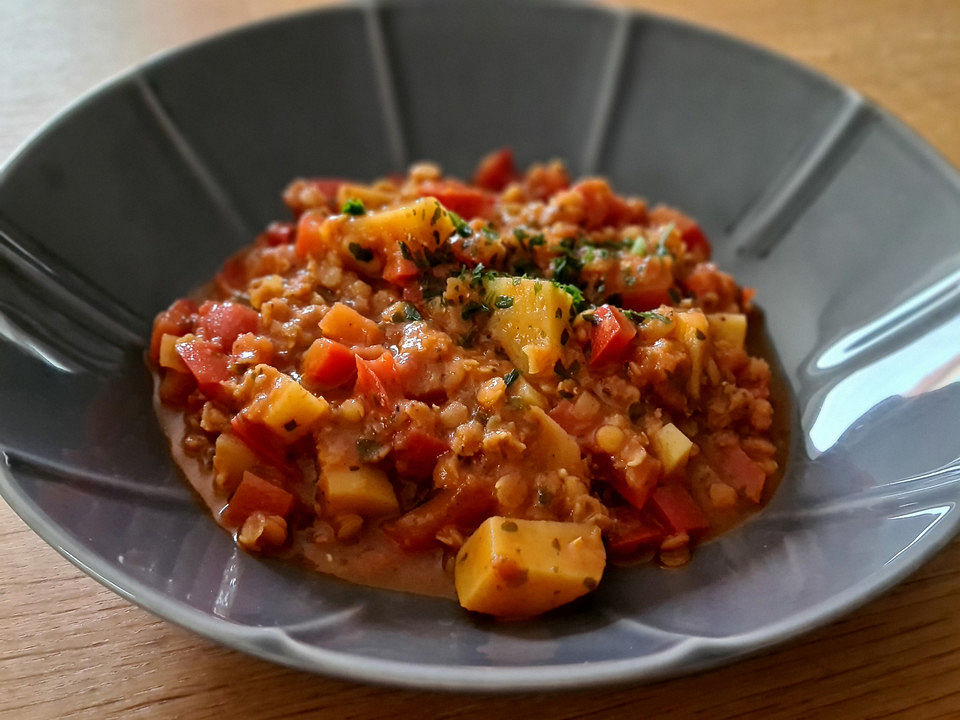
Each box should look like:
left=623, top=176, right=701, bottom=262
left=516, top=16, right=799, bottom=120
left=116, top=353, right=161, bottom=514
left=2, top=1, right=958, bottom=717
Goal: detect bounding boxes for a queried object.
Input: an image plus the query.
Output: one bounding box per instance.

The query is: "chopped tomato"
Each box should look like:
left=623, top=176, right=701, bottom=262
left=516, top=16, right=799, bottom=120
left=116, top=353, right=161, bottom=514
left=149, top=298, right=197, bottom=363
left=196, top=301, right=259, bottom=352
left=383, top=251, right=419, bottom=285
left=608, top=454, right=661, bottom=511
left=175, top=338, right=231, bottom=394
left=262, top=221, right=296, bottom=246
left=221, top=471, right=294, bottom=527
left=294, top=207, right=334, bottom=258
left=215, top=254, right=249, bottom=296
left=384, top=479, right=493, bottom=551
left=650, top=484, right=708, bottom=534
left=572, top=178, right=632, bottom=229
left=590, top=305, right=637, bottom=366
left=230, top=415, right=288, bottom=469
left=548, top=400, right=594, bottom=436
left=472, top=148, right=517, bottom=191
left=301, top=338, right=356, bottom=389
left=392, top=429, right=449, bottom=480
left=621, top=287, right=672, bottom=311
left=355, top=352, right=402, bottom=409
left=710, top=443, right=766, bottom=503
left=649, top=205, right=711, bottom=257
left=418, top=181, right=494, bottom=219
left=606, top=506, right=665, bottom=557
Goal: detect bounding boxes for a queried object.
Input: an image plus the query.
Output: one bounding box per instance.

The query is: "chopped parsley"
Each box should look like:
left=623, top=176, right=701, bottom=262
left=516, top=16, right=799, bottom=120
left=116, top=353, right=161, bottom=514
left=494, top=295, right=514, bottom=309
left=553, top=359, right=580, bottom=379
left=461, top=300, right=490, bottom=320
left=629, top=237, right=648, bottom=256
left=355, top=438, right=383, bottom=461
left=482, top=225, right=499, bottom=240
left=403, top=304, right=422, bottom=322
left=348, top=242, right=374, bottom=262
left=398, top=240, right=413, bottom=260
left=341, top=198, right=366, bottom=216
left=623, top=309, right=671, bottom=325
left=448, top=210, right=472, bottom=237
left=503, top=368, right=521, bottom=387
left=430, top=202, right=443, bottom=225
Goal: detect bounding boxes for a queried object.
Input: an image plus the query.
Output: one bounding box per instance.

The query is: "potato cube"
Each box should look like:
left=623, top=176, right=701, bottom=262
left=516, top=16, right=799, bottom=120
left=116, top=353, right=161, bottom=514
left=673, top=310, right=709, bottom=398
left=527, top=406, right=585, bottom=474
left=455, top=517, right=606, bottom=618
left=652, top=422, right=694, bottom=475
left=707, top=313, right=747, bottom=350
left=213, top=433, right=258, bottom=493
left=159, top=333, right=188, bottom=372
left=319, top=302, right=382, bottom=346
left=246, top=365, right=330, bottom=441
left=485, top=277, right=572, bottom=375
left=319, top=465, right=399, bottom=517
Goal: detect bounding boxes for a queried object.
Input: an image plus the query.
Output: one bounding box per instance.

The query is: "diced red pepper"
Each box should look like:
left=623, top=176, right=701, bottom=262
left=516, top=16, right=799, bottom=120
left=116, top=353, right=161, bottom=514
left=301, top=338, right=356, bottom=389
left=262, top=221, right=296, bottom=246
left=590, top=305, right=637, bottom=367
left=383, top=251, right=419, bottom=285
left=294, top=208, right=331, bottom=258
left=215, top=254, right=248, bottom=296
left=354, top=352, right=402, bottom=409
left=175, top=338, right=231, bottom=394
left=572, top=178, right=633, bottom=229
left=149, top=298, right=197, bottom=363
left=650, top=484, right=709, bottom=534
left=384, top=479, right=493, bottom=551
left=649, top=205, right=711, bottom=257
left=608, top=454, right=661, bottom=511
left=230, top=415, right=289, bottom=470
left=606, top=506, right=665, bottom=557
left=391, top=428, right=449, bottom=480
left=712, top=444, right=766, bottom=503
left=418, top=181, right=495, bottom=219
left=472, top=147, right=517, bottom=191
left=220, top=471, right=294, bottom=527
left=621, top=287, right=672, bottom=311
left=196, top=301, right=259, bottom=352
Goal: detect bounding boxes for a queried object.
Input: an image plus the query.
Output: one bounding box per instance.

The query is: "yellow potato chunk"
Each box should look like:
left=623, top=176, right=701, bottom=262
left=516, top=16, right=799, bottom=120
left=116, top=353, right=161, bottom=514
left=455, top=517, right=606, bottom=618
left=320, top=302, right=382, bottom=346
left=485, top=277, right=572, bottom=375
left=527, top=406, right=585, bottom=473
left=651, top=422, right=694, bottom=475
left=159, top=333, right=188, bottom=372
left=212, top=433, right=258, bottom=493
left=245, top=365, right=330, bottom=442
left=673, top=310, right=709, bottom=398
left=319, top=465, right=399, bottom=517
left=707, top=313, right=747, bottom=350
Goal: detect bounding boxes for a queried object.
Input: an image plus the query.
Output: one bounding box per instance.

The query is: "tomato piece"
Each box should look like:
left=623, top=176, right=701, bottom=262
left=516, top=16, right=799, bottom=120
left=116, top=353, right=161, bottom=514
left=301, top=338, right=356, bottom=389
left=609, top=454, right=661, bottom=511
left=262, top=221, right=296, bottom=246
left=175, top=338, right=231, bottom=394
left=220, top=471, right=294, bottom=527
left=215, top=254, right=248, bottom=296
left=384, top=479, right=493, bottom=551
left=710, top=443, right=766, bottom=503
left=606, top=506, right=665, bottom=557
left=621, top=287, right=671, bottom=311
left=472, top=147, right=517, bottom=191
left=418, top=181, right=495, bottom=219
left=571, top=178, right=633, bottom=229
left=230, top=415, right=289, bottom=469
left=590, top=305, right=637, bottom=367
left=391, top=429, right=449, bottom=480
left=354, top=352, right=402, bottom=410
left=649, top=205, right=711, bottom=257
left=149, top=298, right=197, bottom=363
left=196, top=301, right=259, bottom=352
left=294, top=208, right=333, bottom=258
left=383, top=252, right=419, bottom=285
left=650, top=484, right=708, bottom=534
left=548, top=400, right=594, bottom=436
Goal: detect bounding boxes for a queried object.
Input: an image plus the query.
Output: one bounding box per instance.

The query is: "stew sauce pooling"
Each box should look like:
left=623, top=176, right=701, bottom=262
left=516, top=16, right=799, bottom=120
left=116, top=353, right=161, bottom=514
left=149, top=150, right=783, bottom=618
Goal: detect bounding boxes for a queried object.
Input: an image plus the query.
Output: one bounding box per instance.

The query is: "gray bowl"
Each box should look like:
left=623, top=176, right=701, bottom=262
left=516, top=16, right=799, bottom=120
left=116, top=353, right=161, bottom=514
left=1, top=0, right=959, bottom=692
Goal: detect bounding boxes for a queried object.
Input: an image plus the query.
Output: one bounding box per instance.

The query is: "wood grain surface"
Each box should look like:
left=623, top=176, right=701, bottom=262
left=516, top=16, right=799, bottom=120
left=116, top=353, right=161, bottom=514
left=2, top=1, right=959, bottom=718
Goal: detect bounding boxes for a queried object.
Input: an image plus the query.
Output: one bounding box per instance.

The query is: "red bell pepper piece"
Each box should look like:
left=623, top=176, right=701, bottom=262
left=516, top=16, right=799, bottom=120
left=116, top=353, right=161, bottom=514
left=294, top=208, right=330, bottom=258
left=196, top=301, right=259, bottom=352
left=383, top=251, right=419, bottom=285
left=548, top=400, right=594, bottom=436
left=609, top=455, right=661, bottom=511
left=391, top=428, right=449, bottom=480
left=712, top=444, right=766, bottom=503
left=230, top=415, right=289, bottom=470
left=220, top=471, right=294, bottom=527
left=650, top=484, right=709, bottom=534
left=590, top=305, right=637, bottom=367
left=354, top=352, right=402, bottom=410
left=418, top=180, right=495, bottom=219
left=606, top=506, right=666, bottom=557
left=175, top=338, right=231, bottom=394
left=262, top=221, right=296, bottom=246
left=472, top=147, right=517, bottom=191
left=149, top=298, right=197, bottom=363
left=649, top=205, right=711, bottom=257
left=301, top=338, right=356, bottom=389
left=384, top=479, right=493, bottom=551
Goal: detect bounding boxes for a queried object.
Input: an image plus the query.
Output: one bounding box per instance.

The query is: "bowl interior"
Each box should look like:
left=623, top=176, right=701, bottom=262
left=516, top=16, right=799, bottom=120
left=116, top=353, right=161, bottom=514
left=1, top=0, right=959, bottom=690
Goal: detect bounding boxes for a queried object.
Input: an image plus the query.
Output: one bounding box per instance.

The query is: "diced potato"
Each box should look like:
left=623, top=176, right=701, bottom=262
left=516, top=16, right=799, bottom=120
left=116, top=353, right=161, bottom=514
left=707, top=313, right=747, bottom=350
left=335, top=183, right=396, bottom=211
left=455, top=517, right=606, bottom=617
left=341, top=197, right=457, bottom=266
left=213, top=433, right=258, bottom=493
left=485, top=277, right=572, bottom=375
left=528, top=406, right=584, bottom=473
left=320, top=302, right=382, bottom=346
left=651, top=422, right=694, bottom=475
left=319, top=465, right=399, bottom=517
left=245, top=364, right=330, bottom=441
left=159, top=333, right=188, bottom=372
left=511, top=377, right=548, bottom=409
left=673, top=310, right=709, bottom=398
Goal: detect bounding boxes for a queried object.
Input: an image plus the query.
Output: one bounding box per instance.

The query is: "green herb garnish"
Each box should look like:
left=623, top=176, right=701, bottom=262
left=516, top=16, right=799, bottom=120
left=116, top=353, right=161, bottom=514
left=504, top=368, right=521, bottom=387
left=341, top=198, right=366, bottom=216
left=348, top=242, right=373, bottom=262
left=494, top=295, right=514, bottom=309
